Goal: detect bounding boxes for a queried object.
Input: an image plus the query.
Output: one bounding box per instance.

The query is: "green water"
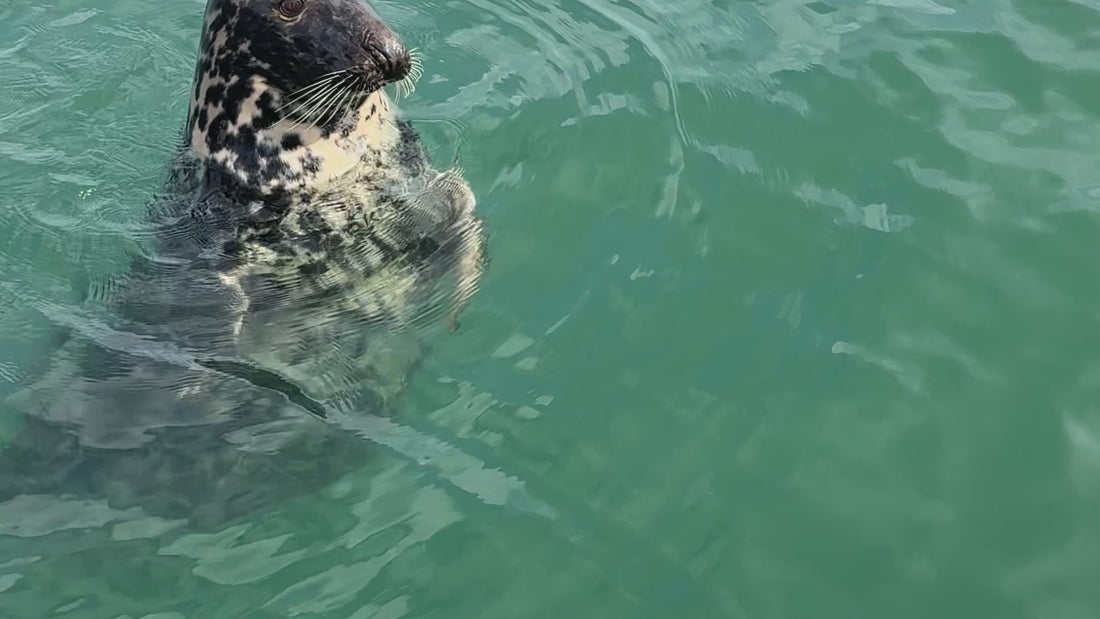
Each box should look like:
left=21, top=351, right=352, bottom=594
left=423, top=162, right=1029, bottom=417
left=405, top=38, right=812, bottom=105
left=2, top=0, right=1100, bottom=616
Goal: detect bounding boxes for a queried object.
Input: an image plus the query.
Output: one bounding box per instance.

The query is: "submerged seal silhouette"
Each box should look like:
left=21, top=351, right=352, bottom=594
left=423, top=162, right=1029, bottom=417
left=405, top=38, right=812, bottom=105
left=0, top=0, right=486, bottom=526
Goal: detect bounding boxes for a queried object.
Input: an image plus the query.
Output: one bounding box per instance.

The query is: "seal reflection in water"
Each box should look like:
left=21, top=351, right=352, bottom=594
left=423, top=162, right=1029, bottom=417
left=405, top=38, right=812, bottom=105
left=0, top=0, right=485, bottom=527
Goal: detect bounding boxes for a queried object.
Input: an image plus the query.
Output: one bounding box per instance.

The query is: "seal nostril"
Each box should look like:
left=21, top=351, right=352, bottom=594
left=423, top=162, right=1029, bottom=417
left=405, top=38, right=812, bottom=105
left=373, top=39, right=409, bottom=81
left=386, top=41, right=411, bottom=80
left=363, top=29, right=410, bottom=82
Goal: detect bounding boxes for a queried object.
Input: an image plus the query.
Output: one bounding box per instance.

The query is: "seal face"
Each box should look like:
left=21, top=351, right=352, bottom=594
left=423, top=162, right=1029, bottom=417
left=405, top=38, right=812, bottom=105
left=0, top=0, right=486, bottom=526
left=186, top=0, right=421, bottom=195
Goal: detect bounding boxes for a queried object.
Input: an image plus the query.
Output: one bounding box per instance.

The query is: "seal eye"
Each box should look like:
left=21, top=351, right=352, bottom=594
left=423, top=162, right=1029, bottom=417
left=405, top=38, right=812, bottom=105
left=276, top=0, right=305, bottom=19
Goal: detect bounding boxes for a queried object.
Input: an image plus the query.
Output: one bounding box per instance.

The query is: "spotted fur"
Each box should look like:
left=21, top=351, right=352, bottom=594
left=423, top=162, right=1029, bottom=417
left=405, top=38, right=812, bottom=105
left=171, top=0, right=486, bottom=346
left=181, top=0, right=482, bottom=390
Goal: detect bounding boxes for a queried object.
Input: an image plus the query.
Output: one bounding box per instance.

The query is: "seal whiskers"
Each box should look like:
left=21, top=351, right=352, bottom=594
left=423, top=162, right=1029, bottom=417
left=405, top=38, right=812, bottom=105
left=277, top=73, right=349, bottom=118
left=393, top=48, right=423, bottom=100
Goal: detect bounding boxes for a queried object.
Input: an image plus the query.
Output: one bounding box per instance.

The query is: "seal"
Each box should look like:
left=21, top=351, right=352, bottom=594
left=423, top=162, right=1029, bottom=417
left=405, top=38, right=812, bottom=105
left=0, top=0, right=486, bottom=527
left=179, top=0, right=484, bottom=334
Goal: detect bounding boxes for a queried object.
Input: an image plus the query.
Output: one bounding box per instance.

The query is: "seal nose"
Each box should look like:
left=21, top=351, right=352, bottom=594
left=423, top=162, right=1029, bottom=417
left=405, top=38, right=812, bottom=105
left=365, top=32, right=410, bottom=82
left=379, top=38, right=411, bottom=81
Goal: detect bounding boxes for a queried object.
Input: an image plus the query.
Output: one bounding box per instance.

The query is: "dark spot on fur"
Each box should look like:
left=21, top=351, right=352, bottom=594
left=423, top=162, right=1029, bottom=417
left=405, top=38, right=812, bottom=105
left=281, top=133, right=303, bottom=150
left=206, top=113, right=228, bottom=147
left=223, top=79, right=251, bottom=120
left=208, top=9, right=231, bottom=35
left=204, top=82, right=227, bottom=108
left=256, top=91, right=278, bottom=126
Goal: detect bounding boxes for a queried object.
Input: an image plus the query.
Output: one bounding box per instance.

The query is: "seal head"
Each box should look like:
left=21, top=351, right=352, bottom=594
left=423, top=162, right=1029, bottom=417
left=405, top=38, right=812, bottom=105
left=187, top=0, right=421, bottom=196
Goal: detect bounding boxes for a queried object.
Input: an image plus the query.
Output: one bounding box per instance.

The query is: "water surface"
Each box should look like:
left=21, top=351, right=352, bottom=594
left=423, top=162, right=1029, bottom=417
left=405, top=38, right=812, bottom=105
left=2, top=0, right=1100, bottom=617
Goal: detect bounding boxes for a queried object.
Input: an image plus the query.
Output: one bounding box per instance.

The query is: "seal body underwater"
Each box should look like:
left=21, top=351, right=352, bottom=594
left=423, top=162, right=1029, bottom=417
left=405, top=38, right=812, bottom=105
left=0, top=0, right=485, bottom=527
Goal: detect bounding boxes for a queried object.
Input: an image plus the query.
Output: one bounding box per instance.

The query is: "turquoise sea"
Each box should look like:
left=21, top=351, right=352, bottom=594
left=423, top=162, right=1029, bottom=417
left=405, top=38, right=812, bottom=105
left=3, top=0, right=1100, bottom=617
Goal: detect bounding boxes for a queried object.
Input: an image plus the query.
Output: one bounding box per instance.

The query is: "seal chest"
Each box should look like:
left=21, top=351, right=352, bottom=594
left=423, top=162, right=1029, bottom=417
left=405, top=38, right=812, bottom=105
left=0, top=0, right=485, bottom=526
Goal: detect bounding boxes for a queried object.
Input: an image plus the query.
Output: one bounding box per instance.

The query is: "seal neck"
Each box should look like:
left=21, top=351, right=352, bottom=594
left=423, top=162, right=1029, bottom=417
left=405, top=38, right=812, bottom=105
left=187, top=78, right=401, bottom=199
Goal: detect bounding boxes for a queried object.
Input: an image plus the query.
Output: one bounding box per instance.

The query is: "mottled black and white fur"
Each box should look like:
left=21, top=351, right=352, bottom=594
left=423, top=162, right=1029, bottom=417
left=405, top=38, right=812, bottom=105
left=180, top=0, right=484, bottom=332
left=0, top=0, right=485, bottom=527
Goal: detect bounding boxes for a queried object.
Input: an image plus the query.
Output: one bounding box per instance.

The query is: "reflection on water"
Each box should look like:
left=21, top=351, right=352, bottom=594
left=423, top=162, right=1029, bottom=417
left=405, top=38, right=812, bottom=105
left=4, top=0, right=1100, bottom=616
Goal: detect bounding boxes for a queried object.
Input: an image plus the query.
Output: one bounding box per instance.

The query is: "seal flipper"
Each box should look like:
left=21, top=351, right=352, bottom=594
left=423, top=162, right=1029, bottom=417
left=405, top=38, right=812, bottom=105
left=399, top=168, right=486, bottom=331
left=437, top=170, right=487, bottom=332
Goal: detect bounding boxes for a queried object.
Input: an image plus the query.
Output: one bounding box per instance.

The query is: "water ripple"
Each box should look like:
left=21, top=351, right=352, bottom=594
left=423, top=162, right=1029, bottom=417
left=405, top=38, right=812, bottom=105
left=3, top=0, right=1100, bottom=616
